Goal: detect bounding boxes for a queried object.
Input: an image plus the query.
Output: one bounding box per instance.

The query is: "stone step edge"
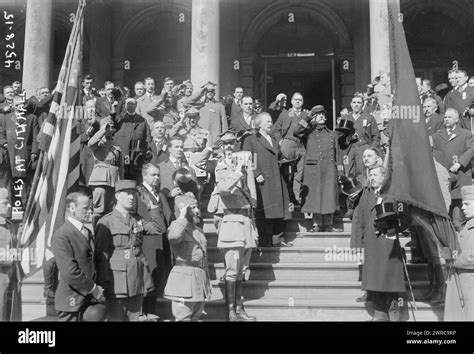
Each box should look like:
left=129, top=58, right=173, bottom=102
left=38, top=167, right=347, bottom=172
left=207, top=262, right=426, bottom=269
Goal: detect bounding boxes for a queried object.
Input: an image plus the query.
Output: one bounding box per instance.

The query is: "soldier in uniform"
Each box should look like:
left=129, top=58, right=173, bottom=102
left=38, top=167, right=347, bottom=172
left=170, top=107, right=211, bottom=199
left=164, top=193, right=211, bottom=321
left=0, top=188, right=21, bottom=321
left=88, top=117, right=124, bottom=228
left=95, top=180, right=158, bottom=321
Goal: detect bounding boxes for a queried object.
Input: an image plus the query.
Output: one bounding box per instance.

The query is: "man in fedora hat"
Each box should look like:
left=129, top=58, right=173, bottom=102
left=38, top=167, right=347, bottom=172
left=294, top=105, right=342, bottom=232
left=52, top=190, right=106, bottom=321
left=95, top=179, right=157, bottom=321
left=164, top=192, right=211, bottom=321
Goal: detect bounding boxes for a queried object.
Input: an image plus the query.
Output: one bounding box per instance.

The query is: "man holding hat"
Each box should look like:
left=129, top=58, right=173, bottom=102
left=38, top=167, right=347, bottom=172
left=268, top=93, right=287, bottom=123
left=95, top=180, right=156, bottom=321
left=0, top=188, right=21, bottom=321
left=52, top=190, right=106, bottom=321
left=114, top=97, right=153, bottom=181
left=294, top=105, right=342, bottom=232
left=164, top=192, right=211, bottom=321
left=444, top=185, right=474, bottom=320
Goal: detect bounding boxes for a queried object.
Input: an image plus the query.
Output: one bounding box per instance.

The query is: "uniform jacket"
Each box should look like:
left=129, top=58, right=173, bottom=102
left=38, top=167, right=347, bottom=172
left=355, top=189, right=406, bottom=293
left=445, top=218, right=474, bottom=321
left=94, top=209, right=154, bottom=298
left=164, top=218, right=211, bottom=302
left=432, top=125, right=474, bottom=199
left=294, top=121, right=339, bottom=214
left=0, top=111, right=39, bottom=177
left=242, top=132, right=291, bottom=220
left=199, top=100, right=228, bottom=144
left=87, top=131, right=124, bottom=187
left=51, top=220, right=96, bottom=312
left=212, top=155, right=258, bottom=248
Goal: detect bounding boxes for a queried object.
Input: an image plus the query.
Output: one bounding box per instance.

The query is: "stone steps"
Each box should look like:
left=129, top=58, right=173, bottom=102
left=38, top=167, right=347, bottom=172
left=154, top=298, right=443, bottom=322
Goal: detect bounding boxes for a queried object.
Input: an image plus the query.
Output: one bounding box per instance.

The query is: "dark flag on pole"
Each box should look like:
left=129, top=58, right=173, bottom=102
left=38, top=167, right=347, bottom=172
left=19, top=0, right=85, bottom=279
left=382, top=0, right=458, bottom=252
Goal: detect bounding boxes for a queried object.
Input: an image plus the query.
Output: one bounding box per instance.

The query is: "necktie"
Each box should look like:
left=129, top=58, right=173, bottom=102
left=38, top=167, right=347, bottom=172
left=175, top=160, right=181, bottom=169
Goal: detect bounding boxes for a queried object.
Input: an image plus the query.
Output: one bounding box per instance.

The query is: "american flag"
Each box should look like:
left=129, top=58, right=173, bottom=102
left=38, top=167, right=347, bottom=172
left=20, top=0, right=85, bottom=278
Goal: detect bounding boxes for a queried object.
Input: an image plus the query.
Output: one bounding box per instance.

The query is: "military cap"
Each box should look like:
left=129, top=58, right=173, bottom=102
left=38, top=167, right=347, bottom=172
left=182, top=80, right=193, bottom=88
left=0, top=188, right=8, bottom=200
left=115, top=179, right=137, bottom=193
left=276, top=93, right=287, bottom=101
left=219, top=129, right=237, bottom=142
left=175, top=192, right=198, bottom=209
left=310, top=105, right=327, bottom=116
left=81, top=302, right=106, bottom=322
left=184, top=106, right=200, bottom=116
left=202, top=81, right=217, bottom=91
left=254, top=99, right=264, bottom=107
left=461, top=185, right=474, bottom=201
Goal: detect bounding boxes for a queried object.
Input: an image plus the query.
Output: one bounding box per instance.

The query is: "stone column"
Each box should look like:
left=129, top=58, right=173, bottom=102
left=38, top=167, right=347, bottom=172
left=191, top=0, right=220, bottom=97
left=22, top=0, right=53, bottom=97
left=369, top=0, right=390, bottom=78
left=86, top=0, right=112, bottom=86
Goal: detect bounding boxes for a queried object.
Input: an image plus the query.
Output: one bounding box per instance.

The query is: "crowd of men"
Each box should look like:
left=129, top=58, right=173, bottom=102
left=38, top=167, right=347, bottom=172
left=0, top=66, right=473, bottom=322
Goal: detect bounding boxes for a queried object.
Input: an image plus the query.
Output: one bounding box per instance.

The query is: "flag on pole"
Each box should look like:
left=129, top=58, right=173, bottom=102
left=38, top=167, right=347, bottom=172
left=382, top=0, right=458, bottom=251
left=20, top=0, right=85, bottom=278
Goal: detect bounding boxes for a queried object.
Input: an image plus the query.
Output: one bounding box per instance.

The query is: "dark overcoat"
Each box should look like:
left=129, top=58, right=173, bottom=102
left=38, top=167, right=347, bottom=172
left=357, top=189, right=406, bottom=293
left=432, top=126, right=474, bottom=199
left=242, top=132, right=291, bottom=220
left=294, top=122, right=338, bottom=214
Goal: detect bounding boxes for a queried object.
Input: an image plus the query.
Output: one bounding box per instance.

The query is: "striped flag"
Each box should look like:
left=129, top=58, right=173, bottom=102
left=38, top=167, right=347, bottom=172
left=20, top=0, right=85, bottom=278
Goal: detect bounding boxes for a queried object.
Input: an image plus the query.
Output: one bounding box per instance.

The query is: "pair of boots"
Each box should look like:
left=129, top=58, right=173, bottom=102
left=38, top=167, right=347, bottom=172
left=225, top=280, right=256, bottom=322
left=416, top=263, right=445, bottom=306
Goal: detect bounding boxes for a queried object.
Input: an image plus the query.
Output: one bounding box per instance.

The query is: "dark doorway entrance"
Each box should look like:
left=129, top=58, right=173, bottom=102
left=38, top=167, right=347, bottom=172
left=257, top=56, right=335, bottom=129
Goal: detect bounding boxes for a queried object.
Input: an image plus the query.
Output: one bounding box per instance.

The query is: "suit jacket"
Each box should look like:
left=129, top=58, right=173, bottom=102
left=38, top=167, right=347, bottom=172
left=149, top=137, right=170, bottom=165
left=52, top=220, right=96, bottom=312
left=433, top=125, right=474, bottom=199
left=273, top=108, right=309, bottom=141
left=445, top=84, right=474, bottom=118
left=81, top=89, right=99, bottom=107
left=95, top=96, right=115, bottom=119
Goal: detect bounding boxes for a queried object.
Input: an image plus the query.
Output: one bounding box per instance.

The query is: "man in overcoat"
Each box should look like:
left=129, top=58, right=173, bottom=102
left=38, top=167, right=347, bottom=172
left=242, top=113, right=292, bottom=247
left=294, top=105, right=341, bottom=232
left=432, top=108, right=474, bottom=231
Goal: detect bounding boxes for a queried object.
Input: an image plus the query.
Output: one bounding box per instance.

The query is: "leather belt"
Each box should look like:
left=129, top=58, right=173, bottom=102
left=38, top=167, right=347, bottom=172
left=175, top=259, right=207, bottom=269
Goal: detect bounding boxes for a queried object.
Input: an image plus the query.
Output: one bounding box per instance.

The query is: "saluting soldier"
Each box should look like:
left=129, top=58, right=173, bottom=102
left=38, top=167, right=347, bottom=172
left=163, top=193, right=211, bottom=321
left=95, top=180, right=158, bottom=321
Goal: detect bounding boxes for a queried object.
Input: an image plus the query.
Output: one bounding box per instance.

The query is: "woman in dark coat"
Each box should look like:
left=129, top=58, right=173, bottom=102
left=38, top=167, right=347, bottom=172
left=242, top=113, right=292, bottom=247
left=293, top=105, right=340, bottom=232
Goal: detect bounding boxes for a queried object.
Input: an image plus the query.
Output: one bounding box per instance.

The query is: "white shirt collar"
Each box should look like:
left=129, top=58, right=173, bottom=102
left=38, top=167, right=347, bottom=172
left=67, top=216, right=86, bottom=238
left=170, top=156, right=180, bottom=165
left=143, top=182, right=159, bottom=197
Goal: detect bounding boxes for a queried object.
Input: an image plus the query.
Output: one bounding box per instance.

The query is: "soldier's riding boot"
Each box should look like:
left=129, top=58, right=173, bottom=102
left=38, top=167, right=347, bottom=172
left=430, top=264, right=445, bottom=307
left=225, top=280, right=238, bottom=322
left=416, top=263, right=435, bottom=301
left=388, top=299, right=401, bottom=322
left=235, top=280, right=256, bottom=321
